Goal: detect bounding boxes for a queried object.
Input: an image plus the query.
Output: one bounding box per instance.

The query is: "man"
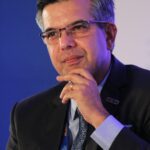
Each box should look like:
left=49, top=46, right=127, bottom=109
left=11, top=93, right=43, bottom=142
left=7, top=0, right=150, bottom=149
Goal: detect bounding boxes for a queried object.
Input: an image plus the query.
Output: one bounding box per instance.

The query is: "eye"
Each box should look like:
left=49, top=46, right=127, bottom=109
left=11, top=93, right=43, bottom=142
left=46, top=30, right=58, bottom=39
left=71, top=22, right=89, bottom=33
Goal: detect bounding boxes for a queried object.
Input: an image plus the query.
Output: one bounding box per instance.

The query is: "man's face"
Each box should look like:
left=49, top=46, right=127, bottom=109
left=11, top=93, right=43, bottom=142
left=42, top=0, right=115, bottom=81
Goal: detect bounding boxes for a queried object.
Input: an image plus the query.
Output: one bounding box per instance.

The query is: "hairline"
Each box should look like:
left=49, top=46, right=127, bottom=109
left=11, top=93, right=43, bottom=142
left=35, top=0, right=114, bottom=31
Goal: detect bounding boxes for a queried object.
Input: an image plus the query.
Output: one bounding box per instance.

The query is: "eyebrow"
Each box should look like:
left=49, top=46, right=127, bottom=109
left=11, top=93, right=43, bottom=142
left=70, top=19, right=87, bottom=25
left=44, top=28, right=56, bottom=33
left=43, top=19, right=87, bottom=33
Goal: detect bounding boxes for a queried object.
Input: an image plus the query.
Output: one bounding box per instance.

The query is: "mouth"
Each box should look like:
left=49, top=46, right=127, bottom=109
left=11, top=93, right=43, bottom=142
left=63, top=55, right=84, bottom=65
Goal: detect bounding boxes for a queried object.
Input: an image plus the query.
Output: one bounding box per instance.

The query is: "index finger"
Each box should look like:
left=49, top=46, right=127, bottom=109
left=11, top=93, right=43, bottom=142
left=68, top=68, right=95, bottom=81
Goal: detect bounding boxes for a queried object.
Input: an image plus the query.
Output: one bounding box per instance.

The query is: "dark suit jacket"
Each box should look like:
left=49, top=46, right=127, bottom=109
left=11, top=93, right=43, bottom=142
left=7, top=56, right=150, bottom=150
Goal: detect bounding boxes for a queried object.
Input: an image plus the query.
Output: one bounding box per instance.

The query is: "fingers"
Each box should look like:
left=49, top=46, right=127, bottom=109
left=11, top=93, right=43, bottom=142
left=57, top=73, right=86, bottom=85
left=60, top=81, right=73, bottom=103
left=68, top=68, right=94, bottom=81
left=68, top=81, right=73, bottom=90
left=56, top=68, right=97, bottom=85
left=57, top=68, right=97, bottom=105
left=60, top=80, right=81, bottom=103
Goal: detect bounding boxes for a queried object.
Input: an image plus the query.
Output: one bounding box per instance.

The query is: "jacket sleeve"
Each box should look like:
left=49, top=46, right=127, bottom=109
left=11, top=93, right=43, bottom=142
left=110, top=127, right=150, bottom=150
left=6, top=103, right=19, bottom=150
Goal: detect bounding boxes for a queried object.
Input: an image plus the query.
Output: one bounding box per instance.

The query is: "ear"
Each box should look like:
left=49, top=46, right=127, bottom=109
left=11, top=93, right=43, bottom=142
left=105, top=23, right=117, bottom=52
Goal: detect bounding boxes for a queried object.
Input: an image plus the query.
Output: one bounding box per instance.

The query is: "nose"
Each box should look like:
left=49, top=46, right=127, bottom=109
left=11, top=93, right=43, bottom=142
left=59, top=31, right=76, bottom=50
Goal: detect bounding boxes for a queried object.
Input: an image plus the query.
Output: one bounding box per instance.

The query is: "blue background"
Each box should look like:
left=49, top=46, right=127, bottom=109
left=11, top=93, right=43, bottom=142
left=0, top=1, right=57, bottom=149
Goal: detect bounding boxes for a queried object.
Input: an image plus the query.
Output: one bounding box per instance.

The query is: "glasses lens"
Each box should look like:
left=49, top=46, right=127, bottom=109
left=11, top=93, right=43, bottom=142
left=69, top=21, right=90, bottom=36
left=41, top=29, right=59, bottom=44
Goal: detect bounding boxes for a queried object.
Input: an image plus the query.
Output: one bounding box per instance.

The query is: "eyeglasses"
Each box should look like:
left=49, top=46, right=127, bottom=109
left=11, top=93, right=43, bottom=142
left=40, top=19, right=109, bottom=45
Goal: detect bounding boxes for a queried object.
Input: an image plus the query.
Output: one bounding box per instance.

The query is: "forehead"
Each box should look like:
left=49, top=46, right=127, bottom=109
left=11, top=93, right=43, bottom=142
left=42, top=0, right=92, bottom=29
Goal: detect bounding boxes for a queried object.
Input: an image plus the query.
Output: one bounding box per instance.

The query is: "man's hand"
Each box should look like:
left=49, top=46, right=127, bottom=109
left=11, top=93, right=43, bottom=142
left=56, top=68, right=109, bottom=128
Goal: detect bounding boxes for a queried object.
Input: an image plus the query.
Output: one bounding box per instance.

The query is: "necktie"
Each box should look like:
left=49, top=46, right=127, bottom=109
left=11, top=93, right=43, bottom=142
left=71, top=110, right=87, bottom=150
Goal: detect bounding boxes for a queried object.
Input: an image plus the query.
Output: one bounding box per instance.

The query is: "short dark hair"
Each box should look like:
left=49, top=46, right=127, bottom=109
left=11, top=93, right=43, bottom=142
left=37, top=0, right=62, bottom=11
left=36, top=0, right=115, bottom=30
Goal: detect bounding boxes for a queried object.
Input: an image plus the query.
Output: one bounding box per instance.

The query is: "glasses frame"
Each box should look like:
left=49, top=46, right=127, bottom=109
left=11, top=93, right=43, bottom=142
left=40, top=19, right=112, bottom=45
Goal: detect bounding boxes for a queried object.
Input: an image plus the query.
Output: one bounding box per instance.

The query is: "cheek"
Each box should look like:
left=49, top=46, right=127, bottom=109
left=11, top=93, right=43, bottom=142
left=81, top=32, right=108, bottom=70
left=91, top=32, right=108, bottom=60
left=47, top=47, right=62, bottom=72
left=80, top=34, right=107, bottom=61
left=47, top=46, right=54, bottom=62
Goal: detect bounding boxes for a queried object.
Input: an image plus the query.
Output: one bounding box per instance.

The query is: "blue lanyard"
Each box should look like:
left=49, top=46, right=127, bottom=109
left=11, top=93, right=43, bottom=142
left=60, top=124, right=69, bottom=150
left=60, top=135, right=69, bottom=150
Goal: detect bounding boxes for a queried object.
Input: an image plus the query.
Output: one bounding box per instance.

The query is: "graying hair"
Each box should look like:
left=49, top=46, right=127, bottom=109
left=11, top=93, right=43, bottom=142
left=36, top=0, right=115, bottom=31
left=89, top=0, right=114, bottom=22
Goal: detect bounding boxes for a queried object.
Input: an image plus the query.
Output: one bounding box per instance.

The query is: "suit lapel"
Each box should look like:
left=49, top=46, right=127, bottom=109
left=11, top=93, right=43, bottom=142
left=44, top=103, right=69, bottom=150
left=101, top=55, right=127, bottom=116
left=37, top=83, right=69, bottom=150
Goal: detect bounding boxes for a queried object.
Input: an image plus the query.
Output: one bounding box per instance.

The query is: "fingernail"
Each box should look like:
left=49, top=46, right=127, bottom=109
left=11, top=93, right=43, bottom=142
left=61, top=98, right=66, bottom=104
left=56, top=76, right=62, bottom=81
left=59, top=94, right=62, bottom=99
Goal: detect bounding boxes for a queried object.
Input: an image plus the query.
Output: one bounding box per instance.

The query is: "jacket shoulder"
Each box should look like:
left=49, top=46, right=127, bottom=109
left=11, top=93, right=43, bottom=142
left=125, top=65, right=150, bottom=87
left=14, top=83, right=65, bottom=116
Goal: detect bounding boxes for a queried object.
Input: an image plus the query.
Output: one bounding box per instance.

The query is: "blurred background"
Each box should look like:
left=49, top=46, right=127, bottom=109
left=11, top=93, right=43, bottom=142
left=1, top=0, right=150, bottom=149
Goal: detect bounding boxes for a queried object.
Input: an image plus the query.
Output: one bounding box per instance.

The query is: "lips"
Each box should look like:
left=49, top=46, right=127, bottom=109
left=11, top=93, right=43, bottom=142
left=62, top=55, right=83, bottom=65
